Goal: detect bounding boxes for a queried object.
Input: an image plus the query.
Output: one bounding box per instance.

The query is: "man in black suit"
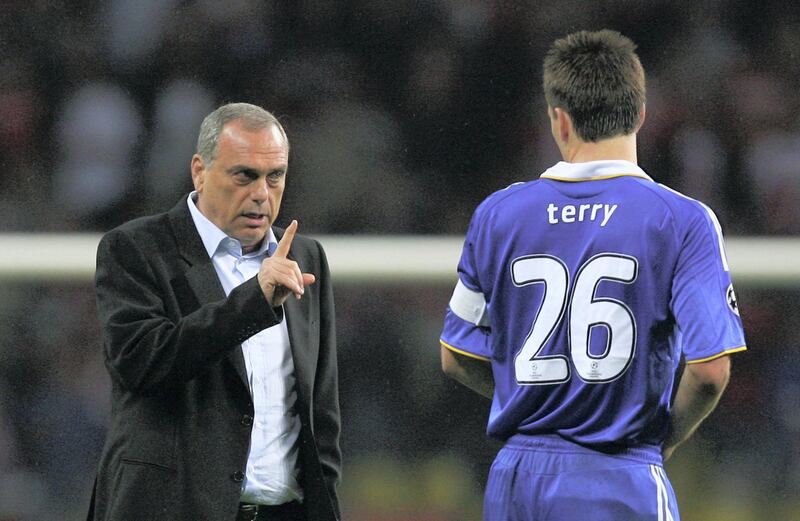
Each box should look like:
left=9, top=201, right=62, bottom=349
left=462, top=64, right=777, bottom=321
left=88, top=103, right=341, bottom=521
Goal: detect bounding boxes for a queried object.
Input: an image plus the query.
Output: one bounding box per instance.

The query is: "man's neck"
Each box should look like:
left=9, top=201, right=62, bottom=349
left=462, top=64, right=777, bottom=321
left=560, top=133, right=638, bottom=164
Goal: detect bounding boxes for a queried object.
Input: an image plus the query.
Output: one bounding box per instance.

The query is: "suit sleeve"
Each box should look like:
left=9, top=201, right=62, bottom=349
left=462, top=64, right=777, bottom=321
left=311, top=239, right=342, bottom=515
left=95, top=228, right=282, bottom=393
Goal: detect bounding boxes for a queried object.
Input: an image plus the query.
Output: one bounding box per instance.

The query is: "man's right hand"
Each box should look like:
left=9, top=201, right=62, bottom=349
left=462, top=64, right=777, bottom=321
left=257, top=220, right=316, bottom=307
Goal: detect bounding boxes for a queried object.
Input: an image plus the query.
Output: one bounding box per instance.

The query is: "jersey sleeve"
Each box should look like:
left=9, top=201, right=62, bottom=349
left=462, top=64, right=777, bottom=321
left=439, top=206, right=492, bottom=361
left=670, top=203, right=747, bottom=363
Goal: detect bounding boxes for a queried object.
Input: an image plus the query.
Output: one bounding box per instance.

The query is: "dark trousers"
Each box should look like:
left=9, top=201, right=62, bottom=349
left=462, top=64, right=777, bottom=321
left=236, top=501, right=306, bottom=521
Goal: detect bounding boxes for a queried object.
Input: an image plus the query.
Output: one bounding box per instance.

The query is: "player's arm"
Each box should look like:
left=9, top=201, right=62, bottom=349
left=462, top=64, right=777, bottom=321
left=440, top=199, right=496, bottom=399
left=665, top=201, right=745, bottom=461
left=441, top=345, right=494, bottom=399
left=662, top=355, right=731, bottom=461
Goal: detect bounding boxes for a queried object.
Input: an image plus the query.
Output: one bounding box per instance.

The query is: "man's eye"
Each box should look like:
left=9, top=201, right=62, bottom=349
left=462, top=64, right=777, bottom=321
left=268, top=171, right=285, bottom=180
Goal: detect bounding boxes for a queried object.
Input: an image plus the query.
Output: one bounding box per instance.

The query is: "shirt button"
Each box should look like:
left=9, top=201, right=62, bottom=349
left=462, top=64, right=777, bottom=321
left=231, top=471, right=245, bottom=483
left=241, top=414, right=253, bottom=427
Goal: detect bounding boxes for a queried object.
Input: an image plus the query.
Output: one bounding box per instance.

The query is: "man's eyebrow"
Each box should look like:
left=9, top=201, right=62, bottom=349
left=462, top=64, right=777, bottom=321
left=226, top=165, right=261, bottom=176
left=226, top=165, right=287, bottom=176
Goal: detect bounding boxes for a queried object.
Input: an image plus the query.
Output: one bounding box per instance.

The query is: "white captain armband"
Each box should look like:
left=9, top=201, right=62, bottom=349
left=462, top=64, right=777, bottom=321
left=449, top=279, right=490, bottom=327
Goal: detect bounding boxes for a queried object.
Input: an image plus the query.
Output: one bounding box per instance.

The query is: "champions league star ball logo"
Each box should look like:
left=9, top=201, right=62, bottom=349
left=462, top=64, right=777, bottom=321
left=726, top=284, right=740, bottom=316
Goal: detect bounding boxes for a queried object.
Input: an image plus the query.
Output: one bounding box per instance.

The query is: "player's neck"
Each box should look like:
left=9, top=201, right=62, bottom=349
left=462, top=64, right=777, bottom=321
left=561, top=133, right=638, bottom=164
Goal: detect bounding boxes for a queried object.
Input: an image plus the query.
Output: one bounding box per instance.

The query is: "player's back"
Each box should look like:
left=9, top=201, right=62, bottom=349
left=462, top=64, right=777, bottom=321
left=442, top=159, right=744, bottom=450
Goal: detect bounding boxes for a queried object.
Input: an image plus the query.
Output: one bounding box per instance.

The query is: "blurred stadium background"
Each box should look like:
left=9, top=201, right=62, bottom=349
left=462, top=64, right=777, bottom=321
left=1, top=1, right=799, bottom=520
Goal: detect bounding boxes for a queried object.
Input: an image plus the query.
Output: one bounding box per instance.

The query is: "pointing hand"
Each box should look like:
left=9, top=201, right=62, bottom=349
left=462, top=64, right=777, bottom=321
left=257, top=220, right=316, bottom=307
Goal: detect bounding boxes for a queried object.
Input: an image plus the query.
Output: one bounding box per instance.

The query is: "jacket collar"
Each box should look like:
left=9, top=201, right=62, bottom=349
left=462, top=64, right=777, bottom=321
left=168, top=196, right=209, bottom=268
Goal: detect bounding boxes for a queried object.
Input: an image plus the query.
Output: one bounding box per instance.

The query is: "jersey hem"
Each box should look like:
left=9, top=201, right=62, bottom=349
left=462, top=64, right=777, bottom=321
left=503, top=433, right=663, bottom=466
left=686, top=345, right=747, bottom=364
left=439, top=339, right=491, bottom=362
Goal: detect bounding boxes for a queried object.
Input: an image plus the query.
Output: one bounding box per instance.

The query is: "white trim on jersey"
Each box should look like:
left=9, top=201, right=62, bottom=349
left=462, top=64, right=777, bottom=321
left=697, top=201, right=730, bottom=271
left=449, top=279, right=490, bottom=327
left=649, top=465, right=675, bottom=521
left=658, top=184, right=730, bottom=272
left=540, top=159, right=653, bottom=181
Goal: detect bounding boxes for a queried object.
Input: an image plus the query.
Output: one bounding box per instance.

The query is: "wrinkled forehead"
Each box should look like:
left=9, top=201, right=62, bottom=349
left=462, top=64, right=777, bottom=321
left=220, top=121, right=289, bottom=157
left=226, top=118, right=288, bottom=148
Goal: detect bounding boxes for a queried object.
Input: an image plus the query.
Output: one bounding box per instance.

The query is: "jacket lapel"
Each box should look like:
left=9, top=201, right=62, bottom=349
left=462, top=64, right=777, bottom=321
left=284, top=296, right=311, bottom=408
left=274, top=226, right=313, bottom=409
left=168, top=198, right=250, bottom=389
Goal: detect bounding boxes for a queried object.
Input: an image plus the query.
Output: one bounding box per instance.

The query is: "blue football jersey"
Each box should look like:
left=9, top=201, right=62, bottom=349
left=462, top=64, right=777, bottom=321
left=440, top=160, right=746, bottom=448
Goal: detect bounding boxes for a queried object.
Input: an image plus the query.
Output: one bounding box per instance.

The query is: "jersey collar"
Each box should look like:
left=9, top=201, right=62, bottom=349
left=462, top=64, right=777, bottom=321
left=540, top=160, right=652, bottom=182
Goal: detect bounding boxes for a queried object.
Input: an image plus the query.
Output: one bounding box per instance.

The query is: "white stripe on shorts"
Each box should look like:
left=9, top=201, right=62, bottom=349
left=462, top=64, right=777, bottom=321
left=649, top=464, right=674, bottom=521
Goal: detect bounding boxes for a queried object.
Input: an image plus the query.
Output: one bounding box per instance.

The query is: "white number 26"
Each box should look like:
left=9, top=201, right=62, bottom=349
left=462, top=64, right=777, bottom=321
left=511, top=253, right=638, bottom=385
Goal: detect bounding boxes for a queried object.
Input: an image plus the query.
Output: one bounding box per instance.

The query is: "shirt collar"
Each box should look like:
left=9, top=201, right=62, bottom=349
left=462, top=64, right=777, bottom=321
left=540, top=160, right=652, bottom=182
left=187, top=192, right=278, bottom=259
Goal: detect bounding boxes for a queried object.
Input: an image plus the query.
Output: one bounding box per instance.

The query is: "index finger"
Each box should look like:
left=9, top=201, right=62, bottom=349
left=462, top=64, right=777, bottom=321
left=274, top=219, right=298, bottom=258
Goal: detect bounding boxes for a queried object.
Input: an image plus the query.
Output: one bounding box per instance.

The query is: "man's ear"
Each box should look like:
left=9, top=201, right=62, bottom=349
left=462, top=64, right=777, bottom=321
left=554, top=107, right=572, bottom=143
left=635, top=104, right=646, bottom=133
left=190, top=154, right=205, bottom=192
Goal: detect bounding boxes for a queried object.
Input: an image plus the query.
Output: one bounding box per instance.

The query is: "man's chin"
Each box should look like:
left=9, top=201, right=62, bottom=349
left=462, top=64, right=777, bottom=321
left=237, top=230, right=268, bottom=253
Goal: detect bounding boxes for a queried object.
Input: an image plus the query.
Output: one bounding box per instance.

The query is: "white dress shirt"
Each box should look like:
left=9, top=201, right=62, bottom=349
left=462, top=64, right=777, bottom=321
left=187, top=192, right=303, bottom=505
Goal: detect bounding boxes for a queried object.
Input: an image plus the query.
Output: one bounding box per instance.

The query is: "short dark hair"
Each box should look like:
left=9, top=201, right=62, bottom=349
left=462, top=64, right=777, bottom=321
left=196, top=103, right=288, bottom=165
left=543, top=30, right=645, bottom=142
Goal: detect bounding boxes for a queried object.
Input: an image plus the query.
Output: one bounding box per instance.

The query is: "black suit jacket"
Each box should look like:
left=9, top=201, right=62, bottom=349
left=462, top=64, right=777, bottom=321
left=88, top=198, right=341, bottom=521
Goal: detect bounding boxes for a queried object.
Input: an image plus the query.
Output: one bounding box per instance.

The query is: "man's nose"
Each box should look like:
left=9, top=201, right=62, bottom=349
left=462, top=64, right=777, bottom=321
left=251, top=177, right=269, bottom=203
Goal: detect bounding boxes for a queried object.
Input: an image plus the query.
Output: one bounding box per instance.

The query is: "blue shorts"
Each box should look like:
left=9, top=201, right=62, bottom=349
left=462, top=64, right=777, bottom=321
left=484, top=434, right=679, bottom=521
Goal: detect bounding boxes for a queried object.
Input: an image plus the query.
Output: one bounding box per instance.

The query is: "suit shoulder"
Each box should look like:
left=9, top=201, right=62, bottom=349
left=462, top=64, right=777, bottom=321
left=298, top=233, right=325, bottom=252
left=274, top=226, right=325, bottom=257
left=98, top=210, right=177, bottom=262
left=103, top=210, right=172, bottom=240
left=276, top=229, right=330, bottom=277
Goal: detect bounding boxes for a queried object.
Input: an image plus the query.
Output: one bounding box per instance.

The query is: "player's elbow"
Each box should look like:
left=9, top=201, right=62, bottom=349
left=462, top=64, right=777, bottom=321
left=441, top=345, right=460, bottom=378
left=687, top=355, right=731, bottom=397
left=441, top=345, right=476, bottom=384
